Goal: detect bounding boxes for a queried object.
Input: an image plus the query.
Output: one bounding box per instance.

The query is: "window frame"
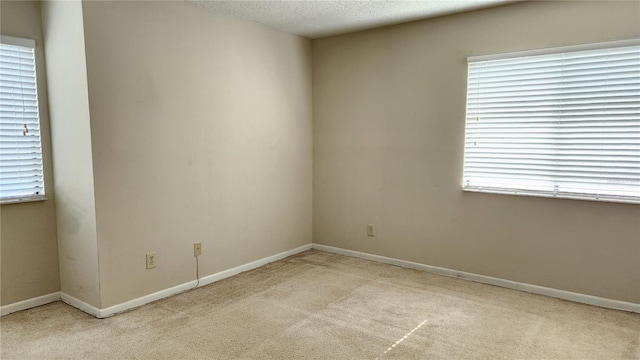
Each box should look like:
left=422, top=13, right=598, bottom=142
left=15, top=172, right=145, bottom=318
left=0, top=35, right=47, bottom=205
left=462, top=39, right=640, bottom=205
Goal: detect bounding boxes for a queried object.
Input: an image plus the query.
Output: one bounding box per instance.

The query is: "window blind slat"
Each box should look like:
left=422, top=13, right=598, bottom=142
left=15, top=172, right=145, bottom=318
left=1, top=173, right=44, bottom=181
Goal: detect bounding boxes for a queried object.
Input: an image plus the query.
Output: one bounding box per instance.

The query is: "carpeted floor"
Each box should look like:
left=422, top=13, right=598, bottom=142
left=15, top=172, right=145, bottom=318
left=1, top=250, right=639, bottom=359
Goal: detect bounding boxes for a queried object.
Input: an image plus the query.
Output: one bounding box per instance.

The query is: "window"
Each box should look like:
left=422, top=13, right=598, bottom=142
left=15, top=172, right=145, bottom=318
left=463, top=39, right=640, bottom=204
left=0, top=35, right=45, bottom=204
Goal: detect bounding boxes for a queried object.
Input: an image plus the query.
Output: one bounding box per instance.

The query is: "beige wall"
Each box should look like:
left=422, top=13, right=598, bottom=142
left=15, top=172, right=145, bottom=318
left=81, top=1, right=312, bottom=307
left=313, top=1, right=640, bottom=303
left=0, top=1, right=60, bottom=306
left=41, top=0, right=101, bottom=307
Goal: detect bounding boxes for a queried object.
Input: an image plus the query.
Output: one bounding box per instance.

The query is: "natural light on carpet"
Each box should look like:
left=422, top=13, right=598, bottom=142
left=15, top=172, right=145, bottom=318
left=375, top=319, right=429, bottom=359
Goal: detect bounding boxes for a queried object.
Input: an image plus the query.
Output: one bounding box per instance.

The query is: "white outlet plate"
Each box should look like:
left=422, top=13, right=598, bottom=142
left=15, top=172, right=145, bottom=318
left=146, top=252, right=157, bottom=269
left=367, top=224, right=375, bottom=237
left=194, top=243, right=202, bottom=257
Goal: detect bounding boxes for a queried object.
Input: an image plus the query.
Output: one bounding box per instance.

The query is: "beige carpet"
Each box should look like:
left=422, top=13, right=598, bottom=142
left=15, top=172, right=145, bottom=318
left=1, top=250, right=639, bottom=359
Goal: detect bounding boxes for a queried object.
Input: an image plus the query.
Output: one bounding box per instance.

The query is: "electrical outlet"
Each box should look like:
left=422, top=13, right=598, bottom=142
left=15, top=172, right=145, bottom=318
left=367, top=224, right=375, bottom=237
left=146, top=252, right=157, bottom=269
left=194, top=243, right=202, bottom=257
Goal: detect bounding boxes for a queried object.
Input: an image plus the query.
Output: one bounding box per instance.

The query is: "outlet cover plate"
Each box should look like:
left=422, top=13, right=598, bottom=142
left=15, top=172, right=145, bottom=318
left=367, top=224, right=375, bottom=237
left=146, top=252, right=157, bottom=269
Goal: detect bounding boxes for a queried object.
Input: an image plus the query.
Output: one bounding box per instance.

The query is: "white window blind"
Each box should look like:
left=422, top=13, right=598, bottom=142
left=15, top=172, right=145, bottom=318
left=0, top=36, right=45, bottom=203
left=463, top=40, right=640, bottom=204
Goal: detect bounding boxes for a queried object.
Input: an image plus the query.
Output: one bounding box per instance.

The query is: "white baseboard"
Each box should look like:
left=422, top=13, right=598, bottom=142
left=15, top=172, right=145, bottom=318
left=0, top=292, right=61, bottom=316
left=97, top=280, right=197, bottom=318
left=196, top=243, right=313, bottom=288
left=5, top=244, right=637, bottom=317
left=60, top=293, right=103, bottom=318
left=85, top=243, right=313, bottom=318
left=311, top=244, right=640, bottom=314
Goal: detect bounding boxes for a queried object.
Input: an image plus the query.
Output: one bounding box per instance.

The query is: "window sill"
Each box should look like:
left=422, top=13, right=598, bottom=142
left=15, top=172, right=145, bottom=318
left=463, top=187, right=640, bottom=205
left=0, top=195, right=48, bottom=205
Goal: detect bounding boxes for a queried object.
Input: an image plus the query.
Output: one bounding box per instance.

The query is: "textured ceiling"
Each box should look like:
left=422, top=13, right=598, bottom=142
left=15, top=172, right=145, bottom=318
left=189, top=0, right=520, bottom=39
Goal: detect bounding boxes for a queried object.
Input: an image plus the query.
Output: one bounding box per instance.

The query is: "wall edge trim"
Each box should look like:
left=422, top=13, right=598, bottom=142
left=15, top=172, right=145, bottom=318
left=60, top=292, right=102, bottom=317
left=195, top=244, right=313, bottom=288
left=311, top=244, right=640, bottom=313
left=0, top=292, right=61, bottom=316
left=5, top=243, right=636, bottom=317
left=62, top=243, right=313, bottom=318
